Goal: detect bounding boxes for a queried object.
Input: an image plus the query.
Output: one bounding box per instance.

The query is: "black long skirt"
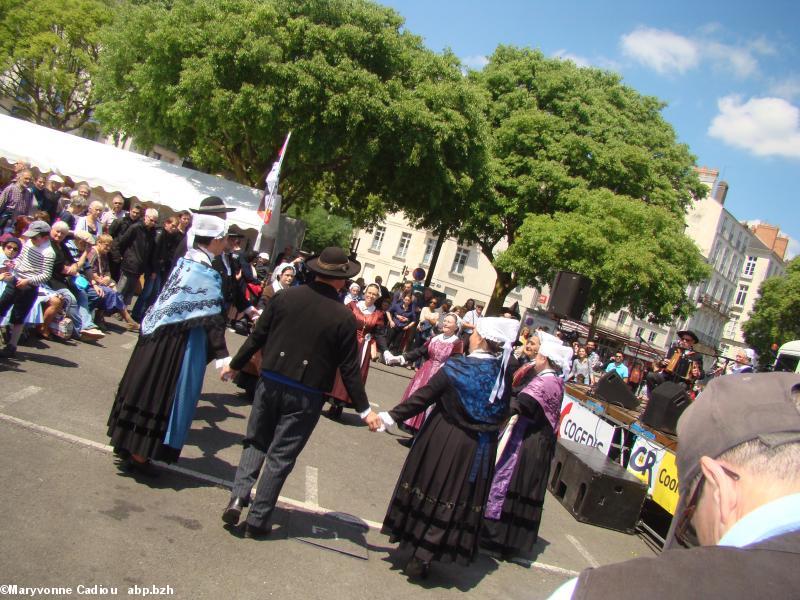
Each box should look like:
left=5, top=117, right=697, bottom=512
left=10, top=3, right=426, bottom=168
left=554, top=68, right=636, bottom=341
left=106, top=327, right=189, bottom=463
left=481, top=418, right=556, bottom=558
left=382, top=408, right=497, bottom=566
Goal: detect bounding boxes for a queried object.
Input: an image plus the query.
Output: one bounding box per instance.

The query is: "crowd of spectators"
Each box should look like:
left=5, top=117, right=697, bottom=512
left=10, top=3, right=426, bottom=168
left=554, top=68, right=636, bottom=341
left=0, top=164, right=286, bottom=360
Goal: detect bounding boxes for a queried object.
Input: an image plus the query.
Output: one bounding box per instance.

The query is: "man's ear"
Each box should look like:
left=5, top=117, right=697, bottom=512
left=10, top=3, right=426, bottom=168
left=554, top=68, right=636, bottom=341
left=699, top=456, right=740, bottom=537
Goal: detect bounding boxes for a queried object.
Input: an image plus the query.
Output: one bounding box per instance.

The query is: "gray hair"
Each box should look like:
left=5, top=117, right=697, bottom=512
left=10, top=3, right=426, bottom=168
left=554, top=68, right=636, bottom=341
left=51, top=221, right=70, bottom=233
left=716, top=388, right=800, bottom=483
left=144, top=208, right=159, bottom=220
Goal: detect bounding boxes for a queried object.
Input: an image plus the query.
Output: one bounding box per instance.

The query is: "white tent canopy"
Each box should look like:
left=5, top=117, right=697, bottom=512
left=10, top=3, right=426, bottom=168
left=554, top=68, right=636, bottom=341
left=0, top=114, right=266, bottom=233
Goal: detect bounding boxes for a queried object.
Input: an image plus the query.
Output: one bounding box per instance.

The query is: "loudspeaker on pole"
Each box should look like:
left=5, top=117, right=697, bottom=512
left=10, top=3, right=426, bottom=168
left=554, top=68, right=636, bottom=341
left=547, top=271, right=592, bottom=320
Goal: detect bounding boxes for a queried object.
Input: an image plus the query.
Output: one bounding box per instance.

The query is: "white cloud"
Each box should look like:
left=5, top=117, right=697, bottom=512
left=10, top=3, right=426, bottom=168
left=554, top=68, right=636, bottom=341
left=461, top=55, right=489, bottom=70
left=705, top=41, right=758, bottom=78
left=708, top=95, right=800, bottom=159
left=748, top=36, right=777, bottom=57
left=553, top=49, right=591, bottom=68
left=786, top=236, right=799, bottom=260
left=620, top=27, right=699, bottom=74
left=620, top=26, right=774, bottom=78
left=770, top=76, right=800, bottom=100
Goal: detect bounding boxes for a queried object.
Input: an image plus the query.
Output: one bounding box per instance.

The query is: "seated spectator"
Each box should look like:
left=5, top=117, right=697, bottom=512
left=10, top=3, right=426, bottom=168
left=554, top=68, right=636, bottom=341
left=1, top=232, right=65, bottom=340
left=58, top=196, right=86, bottom=230
left=86, top=234, right=139, bottom=331
left=75, top=200, right=104, bottom=237
left=66, top=231, right=106, bottom=341
left=547, top=373, right=800, bottom=599
left=0, top=221, right=55, bottom=358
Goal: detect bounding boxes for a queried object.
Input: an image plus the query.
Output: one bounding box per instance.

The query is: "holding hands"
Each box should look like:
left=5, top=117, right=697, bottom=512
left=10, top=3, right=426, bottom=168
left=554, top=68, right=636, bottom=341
left=383, top=351, right=405, bottom=366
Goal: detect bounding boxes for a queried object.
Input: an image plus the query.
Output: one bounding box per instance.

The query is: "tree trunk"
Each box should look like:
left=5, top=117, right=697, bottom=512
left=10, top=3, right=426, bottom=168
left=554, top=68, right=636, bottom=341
left=587, top=307, right=600, bottom=340
left=486, top=268, right=515, bottom=316
left=424, top=227, right=447, bottom=288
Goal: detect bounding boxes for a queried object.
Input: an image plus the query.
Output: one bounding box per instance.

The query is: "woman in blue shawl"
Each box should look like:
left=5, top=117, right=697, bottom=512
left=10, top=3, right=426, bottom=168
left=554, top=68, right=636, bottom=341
left=378, top=317, right=520, bottom=578
left=107, top=215, right=229, bottom=473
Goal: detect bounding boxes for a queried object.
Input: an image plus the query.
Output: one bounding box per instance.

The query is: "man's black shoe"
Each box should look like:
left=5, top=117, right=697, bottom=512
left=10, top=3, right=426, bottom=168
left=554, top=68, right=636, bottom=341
left=243, top=523, right=272, bottom=540
left=222, top=497, right=249, bottom=526
left=0, top=344, right=17, bottom=359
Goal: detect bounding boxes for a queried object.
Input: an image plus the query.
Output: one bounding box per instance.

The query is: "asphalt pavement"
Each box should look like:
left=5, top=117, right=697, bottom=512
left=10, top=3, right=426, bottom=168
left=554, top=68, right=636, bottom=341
left=0, top=325, right=654, bottom=599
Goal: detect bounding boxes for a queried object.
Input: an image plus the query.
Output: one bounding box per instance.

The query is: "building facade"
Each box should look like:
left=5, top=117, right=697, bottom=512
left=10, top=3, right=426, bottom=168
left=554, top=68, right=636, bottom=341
left=720, top=223, right=787, bottom=359
left=352, top=213, right=544, bottom=313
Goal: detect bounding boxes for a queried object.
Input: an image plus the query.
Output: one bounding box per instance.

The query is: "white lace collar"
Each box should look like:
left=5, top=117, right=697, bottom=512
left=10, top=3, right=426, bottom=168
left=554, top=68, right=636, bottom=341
left=356, top=300, right=376, bottom=314
left=184, top=247, right=213, bottom=266
left=468, top=349, right=497, bottom=360
left=433, top=333, right=459, bottom=344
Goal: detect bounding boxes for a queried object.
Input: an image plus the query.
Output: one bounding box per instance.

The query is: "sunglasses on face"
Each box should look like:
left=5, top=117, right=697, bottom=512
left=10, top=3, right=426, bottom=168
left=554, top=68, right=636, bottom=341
left=674, top=464, right=740, bottom=548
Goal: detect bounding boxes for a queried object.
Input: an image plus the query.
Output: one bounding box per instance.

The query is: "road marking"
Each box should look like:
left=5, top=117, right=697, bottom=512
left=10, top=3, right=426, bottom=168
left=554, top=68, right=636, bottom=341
left=511, top=559, right=579, bottom=578
left=566, top=534, right=600, bottom=568
left=1, top=386, right=42, bottom=406
left=0, top=411, right=580, bottom=580
left=305, top=466, right=319, bottom=507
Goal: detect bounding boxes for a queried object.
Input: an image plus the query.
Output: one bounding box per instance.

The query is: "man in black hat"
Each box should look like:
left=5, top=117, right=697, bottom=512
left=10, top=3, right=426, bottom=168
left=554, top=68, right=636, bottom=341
left=220, top=246, right=383, bottom=538
left=546, top=373, right=800, bottom=600
left=172, top=196, right=236, bottom=265
left=646, top=329, right=704, bottom=393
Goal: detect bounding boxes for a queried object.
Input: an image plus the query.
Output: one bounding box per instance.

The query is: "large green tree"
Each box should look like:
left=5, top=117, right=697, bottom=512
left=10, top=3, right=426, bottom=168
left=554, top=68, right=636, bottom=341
left=743, top=257, right=800, bottom=367
left=496, top=188, right=709, bottom=329
left=287, top=203, right=352, bottom=254
left=464, top=47, right=705, bottom=313
left=94, top=0, right=488, bottom=225
left=0, top=0, right=111, bottom=130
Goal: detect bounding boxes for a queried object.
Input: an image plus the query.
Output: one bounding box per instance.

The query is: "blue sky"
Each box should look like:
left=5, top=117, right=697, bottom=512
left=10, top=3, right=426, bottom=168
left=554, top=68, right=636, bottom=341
left=383, top=0, right=800, bottom=258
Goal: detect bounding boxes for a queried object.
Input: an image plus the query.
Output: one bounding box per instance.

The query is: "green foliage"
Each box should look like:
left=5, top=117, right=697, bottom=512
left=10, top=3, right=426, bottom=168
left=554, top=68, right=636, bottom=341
left=287, top=203, right=352, bottom=254
left=743, top=257, right=800, bottom=366
left=465, top=46, right=705, bottom=312
left=496, top=188, right=710, bottom=324
left=0, top=0, right=112, bottom=130
left=94, top=0, right=488, bottom=227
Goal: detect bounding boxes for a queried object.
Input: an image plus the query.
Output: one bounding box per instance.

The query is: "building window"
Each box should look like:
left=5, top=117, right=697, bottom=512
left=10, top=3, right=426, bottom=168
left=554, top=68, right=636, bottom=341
left=450, top=246, right=469, bottom=274
left=648, top=331, right=658, bottom=343
left=743, top=256, right=757, bottom=276
left=634, top=326, right=644, bottom=339
left=395, top=232, right=412, bottom=259
left=724, top=315, right=739, bottom=338
left=709, top=279, right=719, bottom=300
left=421, top=238, right=436, bottom=265
left=618, top=311, right=628, bottom=326
left=735, top=284, right=749, bottom=306
left=369, top=226, right=385, bottom=252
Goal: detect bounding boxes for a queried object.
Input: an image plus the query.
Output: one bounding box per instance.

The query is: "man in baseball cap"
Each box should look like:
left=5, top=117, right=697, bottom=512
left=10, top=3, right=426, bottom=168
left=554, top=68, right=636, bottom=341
left=548, top=372, right=800, bottom=599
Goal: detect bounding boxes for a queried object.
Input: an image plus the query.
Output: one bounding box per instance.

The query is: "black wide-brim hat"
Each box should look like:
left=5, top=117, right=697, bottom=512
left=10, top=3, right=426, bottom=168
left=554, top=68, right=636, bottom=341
left=677, top=329, right=700, bottom=344
left=306, top=247, right=361, bottom=279
left=190, top=196, right=236, bottom=214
